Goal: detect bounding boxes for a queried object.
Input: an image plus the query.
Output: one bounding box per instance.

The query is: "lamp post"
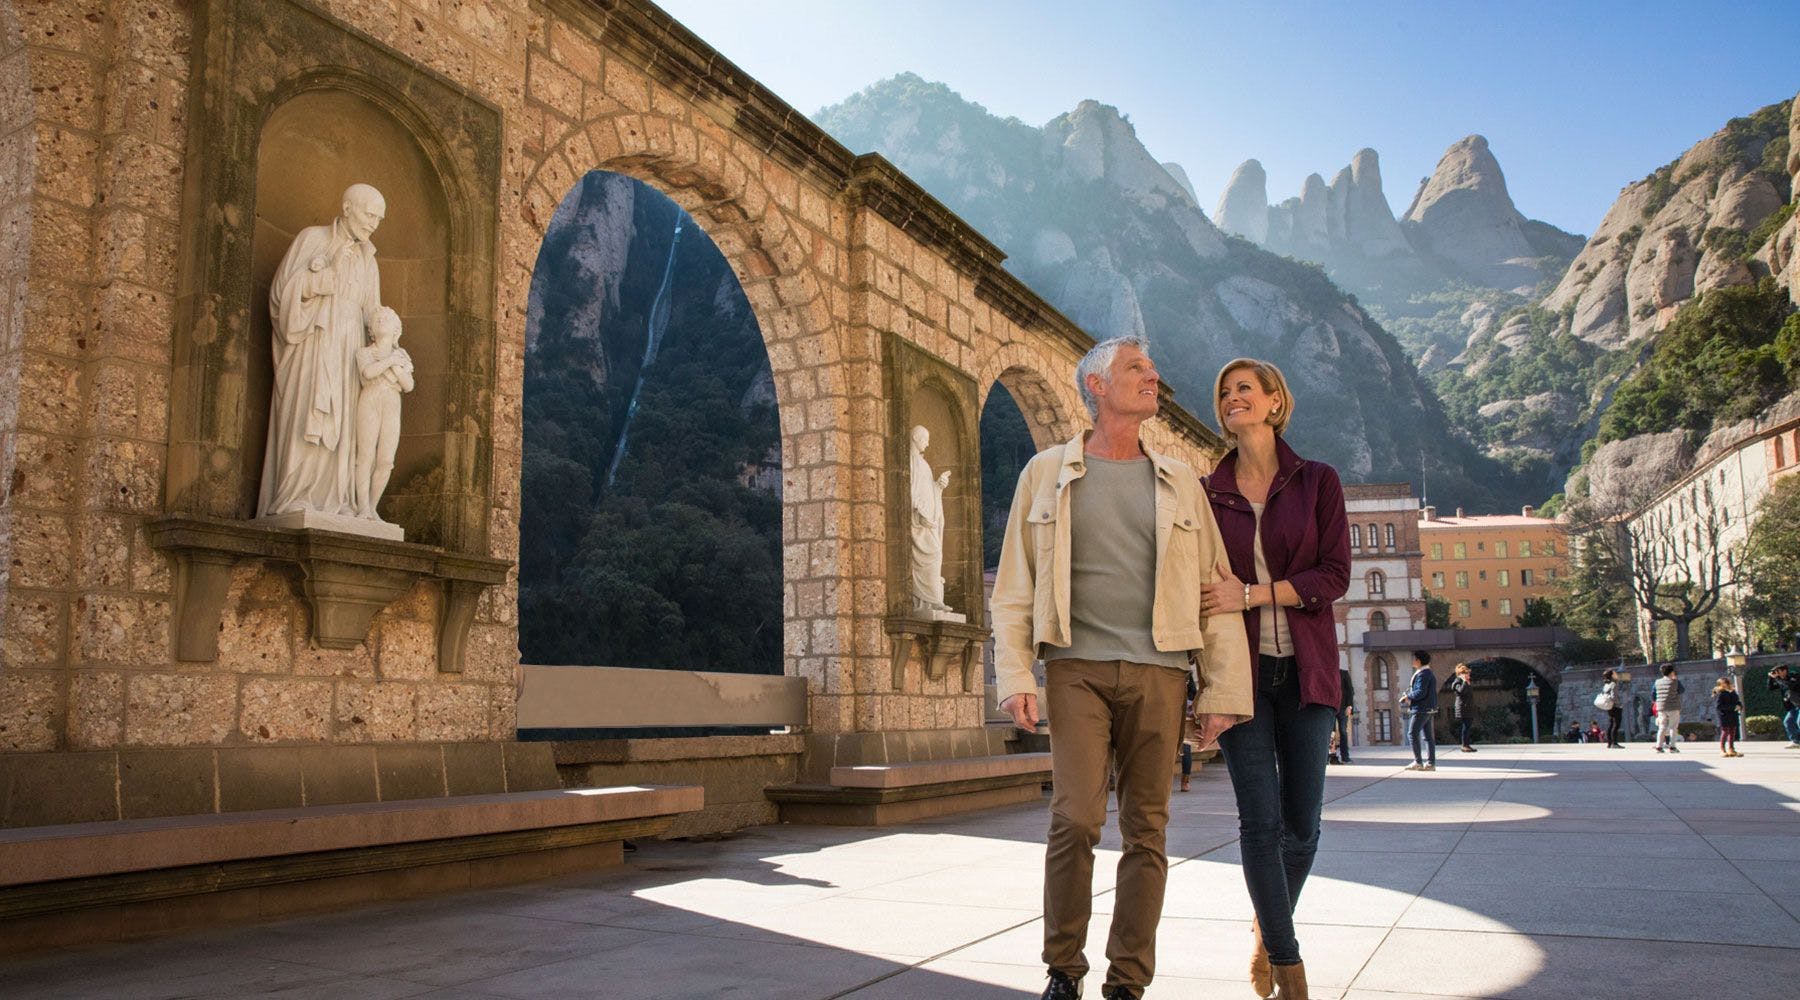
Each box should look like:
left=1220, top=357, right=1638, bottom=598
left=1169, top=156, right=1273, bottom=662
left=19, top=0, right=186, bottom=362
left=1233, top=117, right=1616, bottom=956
left=1526, top=677, right=1540, bottom=744
left=1725, top=649, right=1748, bottom=744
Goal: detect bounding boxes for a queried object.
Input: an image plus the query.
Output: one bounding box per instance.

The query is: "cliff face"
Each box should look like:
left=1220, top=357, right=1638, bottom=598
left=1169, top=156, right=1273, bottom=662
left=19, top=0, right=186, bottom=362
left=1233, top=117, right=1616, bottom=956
left=816, top=74, right=1527, bottom=508
left=1403, top=135, right=1564, bottom=295
left=1543, top=99, right=1793, bottom=349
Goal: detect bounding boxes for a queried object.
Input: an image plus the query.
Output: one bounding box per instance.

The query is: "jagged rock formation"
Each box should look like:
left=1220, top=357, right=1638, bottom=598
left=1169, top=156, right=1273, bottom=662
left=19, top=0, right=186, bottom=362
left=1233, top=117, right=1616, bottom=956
left=1214, top=159, right=1269, bottom=244
left=1402, top=135, right=1569, bottom=294
left=1575, top=430, right=1695, bottom=518
left=816, top=74, right=1527, bottom=508
left=1543, top=99, right=1794, bottom=348
left=1161, top=161, right=1198, bottom=205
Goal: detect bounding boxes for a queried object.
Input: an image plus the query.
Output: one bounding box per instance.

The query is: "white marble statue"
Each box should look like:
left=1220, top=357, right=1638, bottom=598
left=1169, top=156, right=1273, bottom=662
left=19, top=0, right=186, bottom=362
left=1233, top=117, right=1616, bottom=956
left=353, top=306, right=414, bottom=520
left=908, top=425, right=960, bottom=619
left=258, top=183, right=402, bottom=540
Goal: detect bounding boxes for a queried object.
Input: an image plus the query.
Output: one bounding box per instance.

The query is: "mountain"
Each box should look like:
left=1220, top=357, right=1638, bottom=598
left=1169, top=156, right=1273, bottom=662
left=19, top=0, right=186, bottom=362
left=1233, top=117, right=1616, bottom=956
left=1214, top=138, right=1584, bottom=367
left=815, top=74, right=1528, bottom=509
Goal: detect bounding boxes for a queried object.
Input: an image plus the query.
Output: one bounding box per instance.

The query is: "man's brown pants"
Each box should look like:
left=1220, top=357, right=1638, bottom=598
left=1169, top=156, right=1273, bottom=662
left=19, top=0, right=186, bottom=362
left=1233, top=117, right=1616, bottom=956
left=1042, top=658, right=1187, bottom=990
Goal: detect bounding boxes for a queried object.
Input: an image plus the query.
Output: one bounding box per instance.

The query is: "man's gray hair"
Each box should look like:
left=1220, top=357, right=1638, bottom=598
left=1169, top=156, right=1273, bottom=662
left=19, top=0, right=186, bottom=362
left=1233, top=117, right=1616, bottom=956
left=1075, top=335, right=1152, bottom=419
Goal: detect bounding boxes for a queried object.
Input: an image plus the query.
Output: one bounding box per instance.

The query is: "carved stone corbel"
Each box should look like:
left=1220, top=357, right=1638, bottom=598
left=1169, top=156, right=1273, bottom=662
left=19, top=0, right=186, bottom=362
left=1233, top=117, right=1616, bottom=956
left=883, top=615, right=992, bottom=691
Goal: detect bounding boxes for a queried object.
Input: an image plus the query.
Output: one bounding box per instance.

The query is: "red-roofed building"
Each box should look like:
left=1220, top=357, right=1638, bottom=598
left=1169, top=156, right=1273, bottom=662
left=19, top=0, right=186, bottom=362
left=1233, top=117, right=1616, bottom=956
left=1419, top=506, right=1569, bottom=630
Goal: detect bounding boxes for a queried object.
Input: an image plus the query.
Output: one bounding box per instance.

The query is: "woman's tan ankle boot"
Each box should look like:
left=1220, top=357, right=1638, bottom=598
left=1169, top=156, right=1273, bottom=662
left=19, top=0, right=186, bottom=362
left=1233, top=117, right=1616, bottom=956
left=1250, top=917, right=1273, bottom=997
left=1271, top=960, right=1309, bottom=999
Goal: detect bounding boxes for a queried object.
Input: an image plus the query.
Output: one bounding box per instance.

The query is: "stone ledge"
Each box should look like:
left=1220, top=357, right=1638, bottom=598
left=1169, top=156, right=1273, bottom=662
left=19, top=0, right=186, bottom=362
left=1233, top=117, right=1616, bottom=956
left=551, top=734, right=805, bottom=765
left=767, top=775, right=1047, bottom=826
left=0, top=785, right=701, bottom=888
left=145, top=515, right=512, bottom=670
left=828, top=752, right=1051, bottom=789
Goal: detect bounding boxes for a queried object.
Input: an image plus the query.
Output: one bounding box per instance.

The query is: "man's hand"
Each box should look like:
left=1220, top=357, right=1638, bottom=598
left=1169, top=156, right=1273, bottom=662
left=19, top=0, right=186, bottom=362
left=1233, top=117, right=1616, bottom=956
left=1000, top=693, right=1040, bottom=731
left=1191, top=712, right=1242, bottom=751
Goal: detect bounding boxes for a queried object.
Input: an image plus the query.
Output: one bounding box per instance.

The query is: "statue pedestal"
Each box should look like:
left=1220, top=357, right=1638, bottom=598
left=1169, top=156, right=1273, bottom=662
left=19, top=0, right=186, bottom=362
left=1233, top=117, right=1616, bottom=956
left=257, top=510, right=404, bottom=541
left=884, top=615, right=990, bottom=690
left=919, top=608, right=966, bottom=623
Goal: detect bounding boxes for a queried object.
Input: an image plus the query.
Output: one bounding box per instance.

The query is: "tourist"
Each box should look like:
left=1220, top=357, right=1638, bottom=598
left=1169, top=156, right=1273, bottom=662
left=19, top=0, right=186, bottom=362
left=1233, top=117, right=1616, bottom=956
left=1714, top=678, right=1743, bottom=757
left=1199, top=357, right=1351, bottom=1000
left=1401, top=652, right=1439, bottom=770
left=1768, top=664, right=1800, bottom=748
left=991, top=336, right=1252, bottom=1000
left=1566, top=722, right=1583, bottom=743
left=1587, top=720, right=1603, bottom=744
left=1653, top=664, right=1684, bottom=753
left=1599, top=669, right=1625, bottom=748
left=1449, top=662, right=1477, bottom=752
left=1331, top=665, right=1355, bottom=764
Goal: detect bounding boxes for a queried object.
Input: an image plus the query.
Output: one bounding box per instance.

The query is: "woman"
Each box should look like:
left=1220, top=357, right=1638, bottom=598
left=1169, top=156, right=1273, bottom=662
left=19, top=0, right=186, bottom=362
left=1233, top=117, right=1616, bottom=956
left=1714, top=677, right=1742, bottom=757
left=1599, top=669, right=1624, bottom=748
left=1199, top=358, right=1349, bottom=1000
left=1449, top=663, right=1477, bottom=752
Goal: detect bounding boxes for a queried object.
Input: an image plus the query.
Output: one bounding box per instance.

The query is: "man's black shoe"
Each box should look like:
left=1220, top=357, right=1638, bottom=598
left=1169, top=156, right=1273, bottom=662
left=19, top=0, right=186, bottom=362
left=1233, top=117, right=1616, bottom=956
left=1041, top=970, right=1081, bottom=1000
left=1100, top=986, right=1143, bottom=999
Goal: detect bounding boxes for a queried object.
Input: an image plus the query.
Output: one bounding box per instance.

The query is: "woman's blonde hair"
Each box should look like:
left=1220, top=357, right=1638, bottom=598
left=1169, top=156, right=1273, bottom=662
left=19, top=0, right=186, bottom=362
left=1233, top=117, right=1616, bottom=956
left=1455, top=662, right=1472, bottom=677
left=1714, top=677, right=1734, bottom=693
left=1213, top=357, right=1294, bottom=443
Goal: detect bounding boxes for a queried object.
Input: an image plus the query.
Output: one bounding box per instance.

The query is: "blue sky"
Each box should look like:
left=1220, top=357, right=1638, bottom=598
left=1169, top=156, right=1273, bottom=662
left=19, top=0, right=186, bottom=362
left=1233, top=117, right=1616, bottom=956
left=657, top=0, right=1797, bottom=236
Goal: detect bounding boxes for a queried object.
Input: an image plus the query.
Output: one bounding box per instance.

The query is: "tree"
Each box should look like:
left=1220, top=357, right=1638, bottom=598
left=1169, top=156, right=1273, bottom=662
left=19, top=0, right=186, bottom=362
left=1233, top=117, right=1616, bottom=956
left=1740, top=475, right=1800, bottom=647
left=1625, top=508, right=1733, bottom=660
left=1551, top=501, right=1637, bottom=656
left=1514, top=597, right=1561, bottom=628
left=1423, top=590, right=1452, bottom=629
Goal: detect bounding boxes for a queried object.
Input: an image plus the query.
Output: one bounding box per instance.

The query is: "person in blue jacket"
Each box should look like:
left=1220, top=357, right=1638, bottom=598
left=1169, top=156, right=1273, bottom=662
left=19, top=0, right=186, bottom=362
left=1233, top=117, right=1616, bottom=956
left=1400, top=651, right=1438, bottom=771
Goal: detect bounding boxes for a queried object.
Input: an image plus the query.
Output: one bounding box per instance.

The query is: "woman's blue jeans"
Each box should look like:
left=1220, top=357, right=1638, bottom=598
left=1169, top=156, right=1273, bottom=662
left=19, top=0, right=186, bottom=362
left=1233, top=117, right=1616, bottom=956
left=1217, top=655, right=1336, bottom=965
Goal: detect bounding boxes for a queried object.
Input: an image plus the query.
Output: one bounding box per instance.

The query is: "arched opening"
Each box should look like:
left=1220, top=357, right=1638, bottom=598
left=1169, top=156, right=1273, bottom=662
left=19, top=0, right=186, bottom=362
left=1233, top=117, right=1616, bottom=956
left=978, top=382, right=1038, bottom=571
left=1454, top=657, right=1556, bottom=744
left=1368, top=609, right=1388, bottom=630
left=1367, top=571, right=1387, bottom=599
left=518, top=170, right=780, bottom=674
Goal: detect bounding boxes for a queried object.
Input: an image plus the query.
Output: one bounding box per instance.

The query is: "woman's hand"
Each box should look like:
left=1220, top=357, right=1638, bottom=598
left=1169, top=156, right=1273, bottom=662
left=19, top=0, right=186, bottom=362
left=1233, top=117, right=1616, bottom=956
left=1200, top=562, right=1247, bottom=615
left=1190, top=712, right=1243, bottom=751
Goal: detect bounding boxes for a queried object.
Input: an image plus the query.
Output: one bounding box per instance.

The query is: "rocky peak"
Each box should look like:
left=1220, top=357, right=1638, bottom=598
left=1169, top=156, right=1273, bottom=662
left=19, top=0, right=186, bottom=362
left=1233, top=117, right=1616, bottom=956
left=1401, top=134, right=1541, bottom=293
left=1161, top=161, right=1199, bottom=204
left=1214, top=159, right=1269, bottom=243
left=1341, top=148, right=1409, bottom=257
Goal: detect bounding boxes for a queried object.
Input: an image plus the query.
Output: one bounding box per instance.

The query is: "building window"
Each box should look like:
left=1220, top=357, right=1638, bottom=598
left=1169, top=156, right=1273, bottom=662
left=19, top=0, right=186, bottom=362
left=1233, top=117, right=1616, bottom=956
left=1454, top=542, right=1467, bottom=559
left=1480, top=599, right=1489, bottom=609
left=1496, top=540, right=1508, bottom=558
left=1370, top=610, right=1389, bottom=631
left=1520, top=540, right=1532, bottom=557
left=1373, top=656, right=1390, bottom=690
left=1351, top=524, right=1362, bottom=548
left=1478, top=570, right=1487, bottom=581
left=1777, top=436, right=1787, bottom=468
left=1375, top=709, right=1393, bottom=742
left=1368, top=570, right=1387, bottom=597
left=1367, top=523, right=1379, bottom=547
left=1497, top=570, right=1509, bottom=588
left=1457, top=600, right=1471, bottom=617
left=1477, top=541, right=1486, bottom=552
left=1455, top=571, right=1469, bottom=588
left=1432, top=572, right=1445, bottom=588
left=1431, top=543, right=1443, bottom=559
left=1499, top=598, right=1513, bottom=616
left=1520, top=569, right=1534, bottom=586
left=1385, top=524, right=1396, bottom=548
left=1547, top=568, right=1557, bottom=580
left=1543, top=540, right=1554, bottom=555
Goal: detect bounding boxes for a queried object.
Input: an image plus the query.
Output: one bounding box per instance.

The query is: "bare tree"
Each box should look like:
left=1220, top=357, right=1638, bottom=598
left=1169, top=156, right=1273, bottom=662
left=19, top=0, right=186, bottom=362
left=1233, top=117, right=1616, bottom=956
left=1625, top=509, right=1733, bottom=660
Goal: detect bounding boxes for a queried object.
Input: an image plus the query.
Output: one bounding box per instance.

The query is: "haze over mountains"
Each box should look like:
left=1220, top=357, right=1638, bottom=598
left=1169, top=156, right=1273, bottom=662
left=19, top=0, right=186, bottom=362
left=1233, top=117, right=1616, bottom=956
left=816, top=73, right=1527, bottom=510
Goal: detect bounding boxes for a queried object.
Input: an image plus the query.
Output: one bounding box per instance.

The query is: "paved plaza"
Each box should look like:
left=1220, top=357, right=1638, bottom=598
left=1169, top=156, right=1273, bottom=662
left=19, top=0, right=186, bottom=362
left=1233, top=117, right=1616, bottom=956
left=3, top=743, right=1797, bottom=999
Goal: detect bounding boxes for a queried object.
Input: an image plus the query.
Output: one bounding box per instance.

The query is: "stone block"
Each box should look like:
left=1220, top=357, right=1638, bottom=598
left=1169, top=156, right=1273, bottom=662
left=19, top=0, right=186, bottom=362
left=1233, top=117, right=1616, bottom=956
left=23, top=49, right=103, bottom=130
left=334, top=681, right=416, bottom=742
left=375, top=744, right=445, bottom=802
left=78, top=511, right=133, bottom=591
left=31, top=123, right=99, bottom=210
left=415, top=683, right=488, bottom=741
left=17, top=352, right=80, bottom=434
left=119, top=747, right=216, bottom=819
left=239, top=677, right=332, bottom=743
left=2, top=591, right=64, bottom=668
left=85, top=436, right=165, bottom=512
left=462, top=623, right=517, bottom=684
left=0, top=671, right=59, bottom=751
left=297, top=745, right=378, bottom=807
left=3, top=750, right=117, bottom=827
left=217, top=591, right=296, bottom=676
left=7, top=509, right=71, bottom=590
left=125, top=673, right=235, bottom=746
left=294, top=636, right=376, bottom=678
left=487, top=685, right=518, bottom=741
left=10, top=432, right=79, bottom=508
left=218, top=747, right=305, bottom=812
left=443, top=741, right=506, bottom=796
left=503, top=740, right=560, bottom=791
left=68, top=671, right=124, bottom=749
left=376, top=619, right=436, bottom=681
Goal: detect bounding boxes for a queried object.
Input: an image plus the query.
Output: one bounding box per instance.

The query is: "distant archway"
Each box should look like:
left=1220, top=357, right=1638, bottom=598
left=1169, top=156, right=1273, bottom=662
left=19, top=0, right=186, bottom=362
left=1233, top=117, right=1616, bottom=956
left=1457, top=656, right=1556, bottom=743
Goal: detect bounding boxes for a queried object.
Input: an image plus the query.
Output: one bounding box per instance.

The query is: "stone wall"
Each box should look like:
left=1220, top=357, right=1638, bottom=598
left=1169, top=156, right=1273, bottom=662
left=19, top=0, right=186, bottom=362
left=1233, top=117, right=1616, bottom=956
left=0, top=0, right=1222, bottom=762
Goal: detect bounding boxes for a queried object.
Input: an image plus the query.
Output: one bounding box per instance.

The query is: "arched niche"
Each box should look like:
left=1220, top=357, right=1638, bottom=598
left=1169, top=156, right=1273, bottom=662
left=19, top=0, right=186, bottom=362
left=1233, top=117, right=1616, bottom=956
left=884, top=336, right=981, bottom=626
left=249, top=88, right=452, bottom=542
left=908, top=378, right=972, bottom=614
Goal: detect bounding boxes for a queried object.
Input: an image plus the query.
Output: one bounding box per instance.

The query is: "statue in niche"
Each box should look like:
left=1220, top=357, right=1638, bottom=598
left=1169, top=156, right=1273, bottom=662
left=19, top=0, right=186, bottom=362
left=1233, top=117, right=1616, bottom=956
left=258, top=183, right=402, bottom=540
left=353, top=306, right=414, bottom=520
left=908, top=425, right=964, bottom=621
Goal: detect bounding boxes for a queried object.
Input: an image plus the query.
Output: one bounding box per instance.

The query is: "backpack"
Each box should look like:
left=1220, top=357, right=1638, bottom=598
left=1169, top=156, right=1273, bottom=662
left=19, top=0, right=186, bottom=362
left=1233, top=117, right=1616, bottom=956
left=1593, top=690, right=1615, bottom=711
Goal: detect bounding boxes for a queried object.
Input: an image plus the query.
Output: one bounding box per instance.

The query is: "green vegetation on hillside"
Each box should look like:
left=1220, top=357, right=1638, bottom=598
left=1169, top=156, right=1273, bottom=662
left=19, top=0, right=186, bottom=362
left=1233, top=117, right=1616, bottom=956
left=1597, top=278, right=1799, bottom=445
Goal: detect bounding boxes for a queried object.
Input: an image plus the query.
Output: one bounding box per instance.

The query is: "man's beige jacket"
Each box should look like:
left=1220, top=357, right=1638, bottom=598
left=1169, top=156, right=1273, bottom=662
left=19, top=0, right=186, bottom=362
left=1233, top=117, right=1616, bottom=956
left=989, top=432, right=1253, bottom=717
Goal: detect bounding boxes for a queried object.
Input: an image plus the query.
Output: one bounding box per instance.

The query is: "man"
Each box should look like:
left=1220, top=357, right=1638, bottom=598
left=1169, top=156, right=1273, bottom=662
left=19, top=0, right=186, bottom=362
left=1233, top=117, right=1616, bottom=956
left=1330, top=665, right=1354, bottom=764
left=991, top=336, right=1251, bottom=1000
left=1400, top=651, right=1437, bottom=771
left=1653, top=664, right=1684, bottom=753
left=1767, top=664, right=1800, bottom=748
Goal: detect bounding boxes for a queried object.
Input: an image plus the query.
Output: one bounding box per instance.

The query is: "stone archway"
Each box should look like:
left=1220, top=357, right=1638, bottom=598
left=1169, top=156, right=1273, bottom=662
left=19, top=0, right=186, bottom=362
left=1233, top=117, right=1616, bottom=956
left=1460, top=656, right=1557, bottom=742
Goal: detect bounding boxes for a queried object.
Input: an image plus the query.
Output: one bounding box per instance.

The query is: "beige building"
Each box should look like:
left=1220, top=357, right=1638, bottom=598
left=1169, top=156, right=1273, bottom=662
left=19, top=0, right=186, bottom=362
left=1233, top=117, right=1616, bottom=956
left=1339, top=484, right=1425, bottom=746
left=1419, top=507, right=1569, bottom=630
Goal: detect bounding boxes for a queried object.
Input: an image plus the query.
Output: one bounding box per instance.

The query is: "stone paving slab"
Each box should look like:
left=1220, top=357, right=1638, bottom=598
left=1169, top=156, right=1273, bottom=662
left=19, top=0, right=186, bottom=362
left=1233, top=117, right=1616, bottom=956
left=2, top=743, right=1798, bottom=998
